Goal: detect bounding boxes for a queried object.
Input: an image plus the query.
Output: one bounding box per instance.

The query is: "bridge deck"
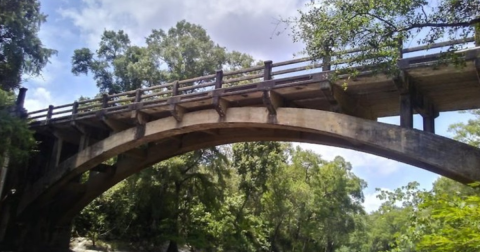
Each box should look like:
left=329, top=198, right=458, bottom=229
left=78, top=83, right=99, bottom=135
left=26, top=43, right=480, bottom=140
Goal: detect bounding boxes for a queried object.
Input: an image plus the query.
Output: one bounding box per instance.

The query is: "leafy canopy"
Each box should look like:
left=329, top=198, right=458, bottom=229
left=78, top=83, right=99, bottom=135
left=72, top=20, right=254, bottom=94
left=293, top=0, right=480, bottom=74
left=0, top=0, right=56, bottom=90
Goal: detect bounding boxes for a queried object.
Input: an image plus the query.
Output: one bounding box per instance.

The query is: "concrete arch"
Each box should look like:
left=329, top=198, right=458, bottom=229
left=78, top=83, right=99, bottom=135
left=18, top=107, right=480, bottom=219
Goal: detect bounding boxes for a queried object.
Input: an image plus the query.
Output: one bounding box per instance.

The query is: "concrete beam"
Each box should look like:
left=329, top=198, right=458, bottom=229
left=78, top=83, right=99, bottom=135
left=332, top=85, right=375, bottom=120
left=19, top=107, right=480, bottom=219
left=262, top=90, right=283, bottom=115
left=102, top=117, right=131, bottom=133
left=212, top=92, right=229, bottom=117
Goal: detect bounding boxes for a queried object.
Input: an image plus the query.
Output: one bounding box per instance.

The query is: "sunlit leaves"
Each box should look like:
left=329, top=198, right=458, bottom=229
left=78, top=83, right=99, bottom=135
left=0, top=0, right=56, bottom=90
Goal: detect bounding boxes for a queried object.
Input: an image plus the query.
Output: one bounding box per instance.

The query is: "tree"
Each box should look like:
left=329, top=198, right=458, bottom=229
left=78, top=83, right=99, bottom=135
left=0, top=90, right=35, bottom=167
left=292, top=0, right=480, bottom=75
left=0, top=0, right=56, bottom=91
left=449, top=110, right=480, bottom=148
left=72, top=20, right=254, bottom=94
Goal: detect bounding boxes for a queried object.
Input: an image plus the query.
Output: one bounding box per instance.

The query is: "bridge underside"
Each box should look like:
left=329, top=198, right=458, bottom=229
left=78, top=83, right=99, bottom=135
left=5, top=107, right=480, bottom=251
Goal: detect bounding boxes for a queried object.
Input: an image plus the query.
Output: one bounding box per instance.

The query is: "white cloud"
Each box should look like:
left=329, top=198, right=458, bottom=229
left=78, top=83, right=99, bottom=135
left=296, top=143, right=402, bottom=176
left=24, top=87, right=53, bottom=112
left=23, top=56, right=66, bottom=87
left=363, top=189, right=388, bottom=213
left=58, top=0, right=304, bottom=60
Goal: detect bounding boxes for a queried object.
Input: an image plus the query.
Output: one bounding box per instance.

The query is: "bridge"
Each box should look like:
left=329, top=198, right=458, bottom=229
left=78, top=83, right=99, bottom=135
left=1, top=38, right=480, bottom=251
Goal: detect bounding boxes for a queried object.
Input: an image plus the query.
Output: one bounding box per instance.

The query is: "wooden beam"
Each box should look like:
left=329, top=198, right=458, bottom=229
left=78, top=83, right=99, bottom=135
left=262, top=90, right=283, bottom=115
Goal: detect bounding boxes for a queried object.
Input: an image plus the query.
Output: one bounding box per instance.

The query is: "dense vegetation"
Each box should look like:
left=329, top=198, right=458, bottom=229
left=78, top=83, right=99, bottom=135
left=0, top=0, right=51, bottom=167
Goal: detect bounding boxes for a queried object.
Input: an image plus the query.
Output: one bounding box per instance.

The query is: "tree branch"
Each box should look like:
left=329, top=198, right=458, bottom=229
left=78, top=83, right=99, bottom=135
left=401, top=17, right=480, bottom=32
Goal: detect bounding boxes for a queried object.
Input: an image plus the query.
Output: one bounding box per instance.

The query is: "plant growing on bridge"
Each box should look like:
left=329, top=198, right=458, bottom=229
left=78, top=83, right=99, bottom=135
left=292, top=0, right=479, bottom=75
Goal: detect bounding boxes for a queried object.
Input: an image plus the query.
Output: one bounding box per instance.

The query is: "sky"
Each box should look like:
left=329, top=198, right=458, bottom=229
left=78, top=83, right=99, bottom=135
left=23, top=0, right=475, bottom=212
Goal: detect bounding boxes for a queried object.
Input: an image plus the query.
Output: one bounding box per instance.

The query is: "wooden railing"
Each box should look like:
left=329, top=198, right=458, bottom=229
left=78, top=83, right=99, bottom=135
left=26, top=37, right=476, bottom=123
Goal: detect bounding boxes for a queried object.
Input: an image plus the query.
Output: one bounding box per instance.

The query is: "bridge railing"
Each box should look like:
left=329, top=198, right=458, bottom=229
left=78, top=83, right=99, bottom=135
left=26, top=37, right=476, bottom=123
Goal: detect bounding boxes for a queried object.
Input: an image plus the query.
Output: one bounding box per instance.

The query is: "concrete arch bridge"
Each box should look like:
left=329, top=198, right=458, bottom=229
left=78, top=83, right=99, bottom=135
left=2, top=38, right=480, bottom=251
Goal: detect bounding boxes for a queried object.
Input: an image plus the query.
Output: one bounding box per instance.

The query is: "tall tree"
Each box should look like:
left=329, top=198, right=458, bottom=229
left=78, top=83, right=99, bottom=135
left=72, top=20, right=254, bottom=94
left=0, top=0, right=56, bottom=90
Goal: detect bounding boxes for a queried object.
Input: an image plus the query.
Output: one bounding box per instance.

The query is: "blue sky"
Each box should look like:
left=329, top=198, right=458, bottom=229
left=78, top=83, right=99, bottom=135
left=24, top=0, right=475, bottom=212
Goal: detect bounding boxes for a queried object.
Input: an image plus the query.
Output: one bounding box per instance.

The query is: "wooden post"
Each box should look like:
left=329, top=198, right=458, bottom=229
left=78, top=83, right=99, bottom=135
left=475, top=17, right=480, bottom=47
left=400, top=93, right=413, bottom=128
left=71, top=102, right=79, bottom=121
left=16, top=88, right=27, bottom=109
left=135, top=89, right=142, bottom=103
left=215, top=70, right=223, bottom=89
left=172, top=81, right=179, bottom=96
left=46, top=105, right=54, bottom=122
left=264, top=61, right=272, bottom=81
left=102, top=94, right=109, bottom=108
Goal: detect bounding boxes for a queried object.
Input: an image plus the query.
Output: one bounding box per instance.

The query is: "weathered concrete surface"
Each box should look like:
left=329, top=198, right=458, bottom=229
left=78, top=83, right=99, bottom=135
left=9, top=107, right=480, bottom=251
left=21, top=107, right=480, bottom=213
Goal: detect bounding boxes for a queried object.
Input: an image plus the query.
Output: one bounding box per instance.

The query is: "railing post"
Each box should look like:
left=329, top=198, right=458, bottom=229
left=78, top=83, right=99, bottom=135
left=398, top=33, right=404, bottom=59
left=172, top=81, right=179, bottom=96
left=264, top=61, right=272, bottom=81
left=102, top=94, right=109, bottom=108
left=15, top=88, right=27, bottom=109
left=15, top=87, right=28, bottom=119
left=215, top=70, right=223, bottom=89
left=72, top=101, right=79, bottom=120
left=475, top=17, right=480, bottom=47
left=46, top=105, right=54, bottom=122
left=135, top=89, right=142, bottom=102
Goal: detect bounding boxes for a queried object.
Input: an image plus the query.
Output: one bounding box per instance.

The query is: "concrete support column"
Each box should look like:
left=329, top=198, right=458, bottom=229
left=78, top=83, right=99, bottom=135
left=400, top=93, right=413, bottom=128
left=422, top=115, right=435, bottom=133
left=49, top=138, right=63, bottom=170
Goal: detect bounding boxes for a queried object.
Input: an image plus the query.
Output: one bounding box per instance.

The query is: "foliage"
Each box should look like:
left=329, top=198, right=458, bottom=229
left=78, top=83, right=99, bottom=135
left=0, top=0, right=56, bottom=90
left=74, top=143, right=368, bottom=252
left=292, top=0, right=480, bottom=76
left=71, top=20, right=254, bottom=94
left=0, top=90, right=35, bottom=166
left=449, top=110, right=480, bottom=148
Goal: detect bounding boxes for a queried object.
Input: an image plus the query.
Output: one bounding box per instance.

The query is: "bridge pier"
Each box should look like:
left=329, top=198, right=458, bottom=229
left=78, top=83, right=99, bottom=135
left=0, top=202, right=73, bottom=252
left=400, top=93, right=413, bottom=128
